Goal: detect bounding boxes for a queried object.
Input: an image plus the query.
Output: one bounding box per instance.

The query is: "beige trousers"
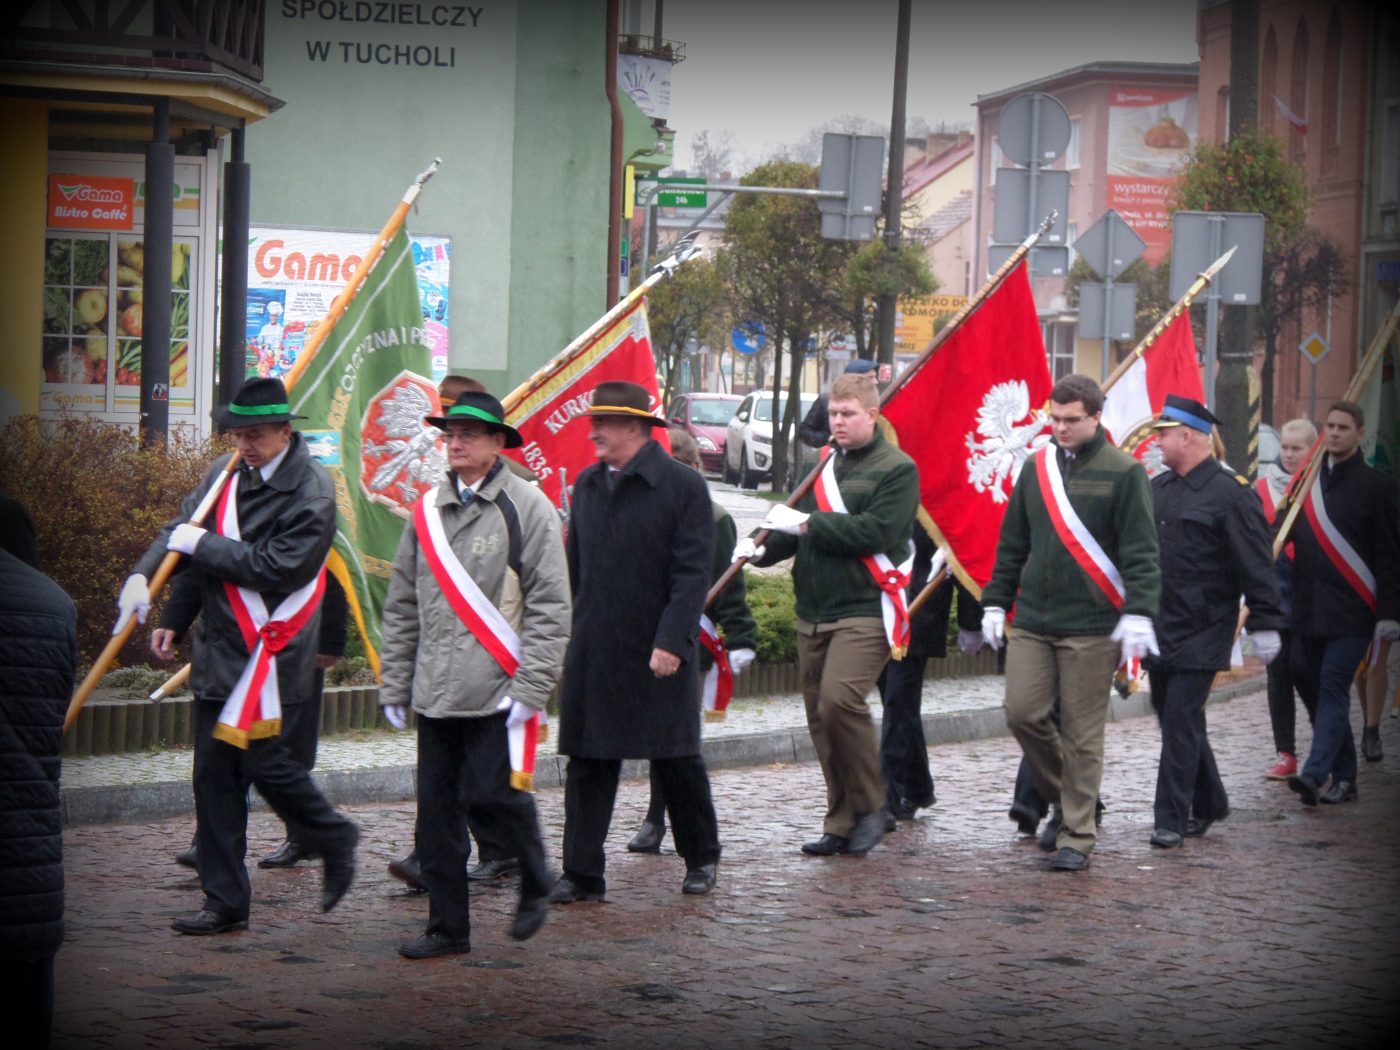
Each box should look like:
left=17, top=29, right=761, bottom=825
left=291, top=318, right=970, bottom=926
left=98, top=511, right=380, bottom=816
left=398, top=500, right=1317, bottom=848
left=1003, top=629, right=1120, bottom=855
left=797, top=618, right=890, bottom=837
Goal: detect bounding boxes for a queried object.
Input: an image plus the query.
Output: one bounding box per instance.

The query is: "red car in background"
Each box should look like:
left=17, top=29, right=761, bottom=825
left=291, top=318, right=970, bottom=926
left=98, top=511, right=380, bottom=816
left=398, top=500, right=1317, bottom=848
left=667, top=392, right=743, bottom=475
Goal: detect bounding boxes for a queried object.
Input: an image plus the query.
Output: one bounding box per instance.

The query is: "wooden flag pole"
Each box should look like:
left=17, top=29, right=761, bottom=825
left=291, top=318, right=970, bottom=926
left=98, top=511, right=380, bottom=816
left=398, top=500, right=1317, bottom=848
left=707, top=213, right=1058, bottom=612
left=64, top=159, right=443, bottom=734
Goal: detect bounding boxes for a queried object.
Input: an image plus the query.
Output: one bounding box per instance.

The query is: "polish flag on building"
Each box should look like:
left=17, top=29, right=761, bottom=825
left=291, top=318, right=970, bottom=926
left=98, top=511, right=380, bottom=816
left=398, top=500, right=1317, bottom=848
left=1100, top=312, right=1205, bottom=474
left=1273, top=95, right=1308, bottom=134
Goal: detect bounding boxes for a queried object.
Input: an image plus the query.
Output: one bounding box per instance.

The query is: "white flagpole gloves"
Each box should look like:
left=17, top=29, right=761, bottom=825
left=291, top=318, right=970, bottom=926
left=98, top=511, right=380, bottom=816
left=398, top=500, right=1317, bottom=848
left=762, top=504, right=810, bottom=535
left=1111, top=614, right=1160, bottom=664
left=166, top=523, right=207, bottom=556
left=728, top=647, right=757, bottom=675
left=496, top=695, right=541, bottom=728
left=115, top=573, right=151, bottom=633
left=981, top=606, right=1007, bottom=649
left=1245, top=629, right=1283, bottom=665
left=382, top=704, right=409, bottom=730
left=731, top=537, right=765, bottom=563
left=957, top=629, right=986, bottom=655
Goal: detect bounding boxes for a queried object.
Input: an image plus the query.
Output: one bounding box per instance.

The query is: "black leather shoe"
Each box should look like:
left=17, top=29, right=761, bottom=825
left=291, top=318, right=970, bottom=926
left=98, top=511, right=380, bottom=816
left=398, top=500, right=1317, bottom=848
left=1362, top=727, right=1382, bottom=763
left=398, top=932, right=471, bottom=959
left=171, top=909, right=247, bottom=936
left=1320, top=779, right=1358, bottom=804
left=847, top=812, right=887, bottom=856
left=1038, top=810, right=1061, bottom=852
left=1287, top=773, right=1323, bottom=807
left=800, top=833, right=849, bottom=856
left=509, top=898, right=549, bottom=941
left=258, top=839, right=319, bottom=869
left=175, top=843, right=199, bottom=870
left=891, top=797, right=921, bottom=821
left=626, top=820, right=666, bottom=854
left=884, top=811, right=898, bottom=833
left=1184, top=818, right=1212, bottom=837
left=320, top=824, right=359, bottom=913
left=1008, top=803, right=1041, bottom=836
left=1149, top=827, right=1184, bottom=849
left=547, top=875, right=605, bottom=904
left=466, top=857, right=520, bottom=881
left=388, top=852, right=427, bottom=893
left=682, top=862, right=718, bottom=895
left=1048, top=847, right=1090, bottom=871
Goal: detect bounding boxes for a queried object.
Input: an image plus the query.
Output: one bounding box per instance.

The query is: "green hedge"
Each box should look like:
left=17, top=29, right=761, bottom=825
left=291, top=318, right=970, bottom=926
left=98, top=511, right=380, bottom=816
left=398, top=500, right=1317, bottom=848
left=745, top=572, right=797, bottom=664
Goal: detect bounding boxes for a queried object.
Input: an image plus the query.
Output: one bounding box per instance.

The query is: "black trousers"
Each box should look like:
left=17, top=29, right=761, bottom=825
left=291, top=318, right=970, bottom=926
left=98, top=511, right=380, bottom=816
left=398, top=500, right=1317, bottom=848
left=877, top=654, right=935, bottom=812
left=1150, top=666, right=1229, bottom=834
left=192, top=699, right=356, bottom=921
left=1265, top=629, right=1318, bottom=756
left=563, top=754, right=720, bottom=894
left=1, top=956, right=54, bottom=1050
left=416, top=713, right=551, bottom=941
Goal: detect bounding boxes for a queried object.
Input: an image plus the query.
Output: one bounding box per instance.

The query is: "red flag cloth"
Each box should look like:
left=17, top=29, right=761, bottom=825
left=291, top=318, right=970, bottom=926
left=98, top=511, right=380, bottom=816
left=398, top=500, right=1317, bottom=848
left=881, top=262, right=1051, bottom=595
left=1100, top=311, right=1203, bottom=475
left=503, top=297, right=667, bottom=519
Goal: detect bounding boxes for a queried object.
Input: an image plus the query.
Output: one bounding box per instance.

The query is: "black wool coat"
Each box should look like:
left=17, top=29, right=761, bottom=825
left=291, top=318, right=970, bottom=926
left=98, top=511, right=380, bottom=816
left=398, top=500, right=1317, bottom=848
left=0, top=550, right=77, bottom=962
left=559, top=439, right=714, bottom=760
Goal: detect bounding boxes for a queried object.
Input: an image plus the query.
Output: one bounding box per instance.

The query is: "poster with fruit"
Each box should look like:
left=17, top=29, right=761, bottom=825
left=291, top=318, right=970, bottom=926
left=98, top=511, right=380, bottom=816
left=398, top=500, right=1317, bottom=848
left=41, top=233, right=194, bottom=413
left=1106, top=86, right=1198, bottom=265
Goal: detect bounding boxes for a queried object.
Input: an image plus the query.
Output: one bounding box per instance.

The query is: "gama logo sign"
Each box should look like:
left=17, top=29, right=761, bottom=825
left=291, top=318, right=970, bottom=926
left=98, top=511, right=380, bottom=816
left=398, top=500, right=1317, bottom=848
left=48, top=174, right=135, bottom=230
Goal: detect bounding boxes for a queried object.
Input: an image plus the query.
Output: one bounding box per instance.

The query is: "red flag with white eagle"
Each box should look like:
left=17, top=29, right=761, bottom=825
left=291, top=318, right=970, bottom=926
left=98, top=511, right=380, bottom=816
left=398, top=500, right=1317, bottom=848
left=502, top=296, right=666, bottom=521
left=881, top=261, right=1052, bottom=597
left=1100, top=311, right=1205, bottom=477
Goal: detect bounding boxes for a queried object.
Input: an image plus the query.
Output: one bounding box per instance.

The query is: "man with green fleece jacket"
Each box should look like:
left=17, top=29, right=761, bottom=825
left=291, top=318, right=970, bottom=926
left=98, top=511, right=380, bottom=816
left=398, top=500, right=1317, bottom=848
left=981, top=374, right=1160, bottom=872
left=736, top=373, right=920, bottom=858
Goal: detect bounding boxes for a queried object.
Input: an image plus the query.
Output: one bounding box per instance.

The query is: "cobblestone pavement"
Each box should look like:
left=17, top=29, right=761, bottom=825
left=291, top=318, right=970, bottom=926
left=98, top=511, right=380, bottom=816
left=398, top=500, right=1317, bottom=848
left=53, top=687, right=1399, bottom=1049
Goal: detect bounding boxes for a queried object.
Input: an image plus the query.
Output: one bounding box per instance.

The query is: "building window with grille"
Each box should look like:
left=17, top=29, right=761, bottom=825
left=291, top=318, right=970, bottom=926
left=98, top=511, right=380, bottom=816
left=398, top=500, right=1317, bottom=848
left=1042, top=319, right=1076, bottom=381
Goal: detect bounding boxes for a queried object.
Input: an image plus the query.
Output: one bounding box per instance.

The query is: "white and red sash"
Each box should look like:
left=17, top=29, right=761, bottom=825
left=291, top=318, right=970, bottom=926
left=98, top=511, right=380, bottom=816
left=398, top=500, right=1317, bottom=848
left=1257, top=476, right=1294, bottom=559
left=698, top=613, right=734, bottom=722
left=414, top=491, right=544, bottom=790
left=1303, top=476, right=1377, bottom=613
left=212, top=474, right=326, bottom=749
left=1036, top=447, right=1126, bottom=610
left=812, top=447, right=914, bottom=656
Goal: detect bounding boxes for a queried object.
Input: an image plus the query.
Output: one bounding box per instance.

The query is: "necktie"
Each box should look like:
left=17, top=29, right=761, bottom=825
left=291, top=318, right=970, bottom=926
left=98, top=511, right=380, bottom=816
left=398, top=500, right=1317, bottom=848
left=607, top=469, right=620, bottom=493
left=460, top=486, right=474, bottom=506
left=243, top=466, right=261, bottom=490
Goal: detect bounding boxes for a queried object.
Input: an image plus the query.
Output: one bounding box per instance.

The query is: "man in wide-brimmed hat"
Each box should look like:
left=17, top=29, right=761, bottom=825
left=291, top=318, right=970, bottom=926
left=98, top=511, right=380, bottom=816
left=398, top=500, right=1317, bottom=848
left=119, top=376, right=360, bottom=935
left=551, top=380, right=723, bottom=901
left=377, top=388, right=570, bottom=957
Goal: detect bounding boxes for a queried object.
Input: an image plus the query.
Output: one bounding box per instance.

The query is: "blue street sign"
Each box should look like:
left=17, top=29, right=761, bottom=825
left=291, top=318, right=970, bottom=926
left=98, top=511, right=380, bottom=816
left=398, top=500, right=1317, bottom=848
left=731, top=321, right=766, bottom=355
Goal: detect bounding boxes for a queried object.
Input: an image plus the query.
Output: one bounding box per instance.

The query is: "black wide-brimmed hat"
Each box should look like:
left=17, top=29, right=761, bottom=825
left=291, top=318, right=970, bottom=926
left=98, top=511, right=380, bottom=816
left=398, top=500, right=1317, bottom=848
left=212, top=376, right=306, bottom=429
left=583, top=380, right=669, bottom=427
left=424, top=390, right=524, bottom=448
left=1151, top=393, right=1220, bottom=434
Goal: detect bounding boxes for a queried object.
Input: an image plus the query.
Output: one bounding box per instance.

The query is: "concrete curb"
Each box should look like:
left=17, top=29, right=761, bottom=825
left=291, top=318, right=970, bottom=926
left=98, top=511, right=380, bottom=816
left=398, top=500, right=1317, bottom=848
left=59, top=675, right=1266, bottom=826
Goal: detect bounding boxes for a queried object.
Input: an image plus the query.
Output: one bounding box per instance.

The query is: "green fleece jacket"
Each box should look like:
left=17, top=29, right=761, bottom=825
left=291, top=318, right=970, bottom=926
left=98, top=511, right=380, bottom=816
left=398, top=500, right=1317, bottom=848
left=756, top=428, right=920, bottom=624
left=981, top=427, right=1159, bottom=635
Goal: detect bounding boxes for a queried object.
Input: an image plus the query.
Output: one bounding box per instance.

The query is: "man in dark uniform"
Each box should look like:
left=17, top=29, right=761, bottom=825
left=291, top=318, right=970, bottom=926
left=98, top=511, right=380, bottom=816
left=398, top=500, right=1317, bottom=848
left=118, top=377, right=359, bottom=934
left=1146, top=394, right=1285, bottom=848
left=551, top=381, right=722, bottom=901
left=1286, top=400, right=1400, bottom=806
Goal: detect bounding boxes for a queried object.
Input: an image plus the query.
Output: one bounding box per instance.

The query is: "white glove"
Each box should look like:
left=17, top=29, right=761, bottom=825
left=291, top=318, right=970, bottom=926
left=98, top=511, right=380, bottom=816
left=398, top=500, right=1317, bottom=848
left=728, top=647, right=756, bottom=674
left=1377, top=619, right=1400, bottom=642
left=981, top=606, right=1006, bottom=649
left=382, top=704, right=408, bottom=731
left=114, top=573, right=151, bottom=634
left=167, top=523, right=207, bottom=556
left=495, top=695, right=540, bottom=728
left=1111, top=614, right=1160, bottom=663
left=1247, top=629, right=1282, bottom=665
left=957, top=628, right=985, bottom=655
left=732, top=537, right=766, bottom=563
left=762, top=504, right=810, bottom=535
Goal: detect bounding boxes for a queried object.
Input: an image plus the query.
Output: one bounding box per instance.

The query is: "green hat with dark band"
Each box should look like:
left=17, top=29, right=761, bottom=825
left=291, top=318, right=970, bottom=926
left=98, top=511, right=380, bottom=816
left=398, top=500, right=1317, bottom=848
left=212, top=376, right=306, bottom=429
left=424, top=390, right=523, bottom=448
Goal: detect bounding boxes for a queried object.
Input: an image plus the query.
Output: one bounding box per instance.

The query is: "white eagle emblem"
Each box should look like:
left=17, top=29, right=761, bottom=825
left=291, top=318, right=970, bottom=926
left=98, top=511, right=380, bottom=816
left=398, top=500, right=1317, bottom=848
left=360, top=372, right=446, bottom=516
left=964, top=380, right=1051, bottom=503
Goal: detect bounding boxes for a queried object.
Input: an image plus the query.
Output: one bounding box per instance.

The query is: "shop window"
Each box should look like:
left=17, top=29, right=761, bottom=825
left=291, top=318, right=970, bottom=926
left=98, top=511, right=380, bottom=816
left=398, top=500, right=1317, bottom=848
left=42, top=234, right=194, bottom=415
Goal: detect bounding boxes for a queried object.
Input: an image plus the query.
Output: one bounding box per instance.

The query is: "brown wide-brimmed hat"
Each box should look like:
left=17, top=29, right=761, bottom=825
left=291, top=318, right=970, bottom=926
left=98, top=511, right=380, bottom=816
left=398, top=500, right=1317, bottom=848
left=583, top=380, right=669, bottom=427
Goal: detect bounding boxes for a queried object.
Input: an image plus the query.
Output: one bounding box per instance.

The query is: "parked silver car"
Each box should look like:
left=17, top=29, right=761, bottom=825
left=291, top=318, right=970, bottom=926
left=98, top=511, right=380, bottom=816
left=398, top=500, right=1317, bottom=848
left=722, top=390, right=817, bottom=489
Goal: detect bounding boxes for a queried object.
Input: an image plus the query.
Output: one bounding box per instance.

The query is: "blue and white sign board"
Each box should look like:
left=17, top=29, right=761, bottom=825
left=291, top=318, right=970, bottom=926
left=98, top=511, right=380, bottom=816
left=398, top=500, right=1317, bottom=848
left=732, top=321, right=766, bottom=355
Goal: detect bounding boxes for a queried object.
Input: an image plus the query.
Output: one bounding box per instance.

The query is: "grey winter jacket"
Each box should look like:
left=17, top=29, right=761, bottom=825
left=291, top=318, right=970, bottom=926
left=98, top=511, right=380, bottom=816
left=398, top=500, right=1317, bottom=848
left=378, top=461, right=571, bottom=717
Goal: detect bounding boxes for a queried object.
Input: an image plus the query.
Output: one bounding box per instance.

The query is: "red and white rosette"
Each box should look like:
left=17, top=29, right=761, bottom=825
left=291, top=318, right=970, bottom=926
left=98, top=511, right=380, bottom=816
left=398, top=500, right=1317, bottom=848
left=812, top=448, right=914, bottom=657
left=698, top=613, right=734, bottom=722
left=212, top=474, right=327, bottom=748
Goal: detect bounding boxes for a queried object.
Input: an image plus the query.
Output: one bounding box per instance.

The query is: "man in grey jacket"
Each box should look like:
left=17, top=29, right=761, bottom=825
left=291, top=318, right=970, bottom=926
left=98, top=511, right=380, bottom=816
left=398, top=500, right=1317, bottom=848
left=379, top=390, right=571, bottom=958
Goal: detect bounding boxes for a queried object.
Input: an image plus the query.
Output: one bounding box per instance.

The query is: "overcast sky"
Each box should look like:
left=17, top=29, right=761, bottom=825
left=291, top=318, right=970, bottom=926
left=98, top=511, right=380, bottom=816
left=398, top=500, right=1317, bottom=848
left=662, top=0, right=1201, bottom=171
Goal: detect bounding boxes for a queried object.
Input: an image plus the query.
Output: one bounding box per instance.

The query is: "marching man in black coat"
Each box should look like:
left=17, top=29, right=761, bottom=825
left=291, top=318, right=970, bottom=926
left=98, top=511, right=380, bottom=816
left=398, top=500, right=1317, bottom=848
left=1145, top=394, right=1285, bottom=848
left=551, top=381, right=723, bottom=902
left=119, top=377, right=359, bottom=935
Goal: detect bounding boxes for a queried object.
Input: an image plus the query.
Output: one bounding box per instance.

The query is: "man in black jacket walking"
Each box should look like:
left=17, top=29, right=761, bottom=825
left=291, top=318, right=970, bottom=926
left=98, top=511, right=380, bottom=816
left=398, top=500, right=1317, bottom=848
left=119, top=377, right=359, bottom=935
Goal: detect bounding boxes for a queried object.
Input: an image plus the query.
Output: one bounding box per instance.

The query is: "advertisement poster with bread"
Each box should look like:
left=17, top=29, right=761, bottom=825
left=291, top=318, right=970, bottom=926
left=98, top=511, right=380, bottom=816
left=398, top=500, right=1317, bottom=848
left=1106, top=87, right=1198, bottom=264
